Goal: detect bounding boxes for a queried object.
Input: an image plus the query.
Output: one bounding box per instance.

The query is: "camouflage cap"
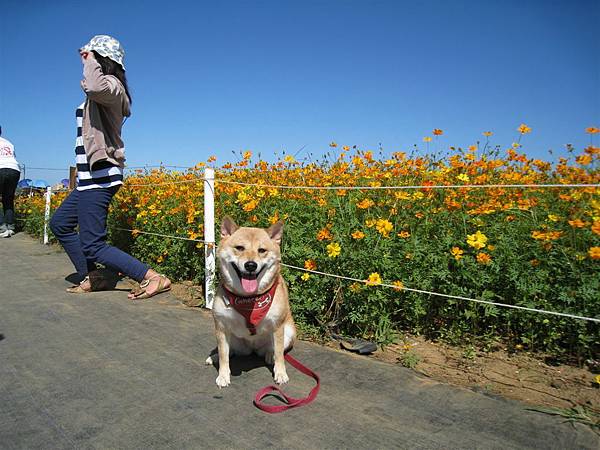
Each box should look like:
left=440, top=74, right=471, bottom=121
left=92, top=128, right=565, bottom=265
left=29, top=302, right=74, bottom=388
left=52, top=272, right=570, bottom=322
left=81, top=35, right=126, bottom=69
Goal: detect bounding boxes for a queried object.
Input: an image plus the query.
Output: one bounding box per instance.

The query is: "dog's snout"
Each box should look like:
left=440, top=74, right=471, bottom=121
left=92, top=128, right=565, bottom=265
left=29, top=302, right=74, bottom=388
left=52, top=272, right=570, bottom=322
left=244, top=261, right=258, bottom=272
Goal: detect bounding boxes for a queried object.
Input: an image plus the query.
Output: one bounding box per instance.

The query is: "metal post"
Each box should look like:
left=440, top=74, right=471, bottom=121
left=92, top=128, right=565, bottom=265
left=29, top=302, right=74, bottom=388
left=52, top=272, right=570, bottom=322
left=203, top=168, right=216, bottom=309
left=43, top=187, right=52, bottom=244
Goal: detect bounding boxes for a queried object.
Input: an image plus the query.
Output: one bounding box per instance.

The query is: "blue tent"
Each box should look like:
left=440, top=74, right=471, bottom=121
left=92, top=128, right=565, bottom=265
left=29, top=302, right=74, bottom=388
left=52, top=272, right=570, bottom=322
left=17, top=179, right=32, bottom=188
left=32, top=179, right=49, bottom=188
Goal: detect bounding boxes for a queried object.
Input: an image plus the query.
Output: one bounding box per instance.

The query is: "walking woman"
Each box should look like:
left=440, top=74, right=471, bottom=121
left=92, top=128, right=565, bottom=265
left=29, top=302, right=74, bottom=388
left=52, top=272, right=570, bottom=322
left=0, top=126, right=20, bottom=238
left=50, top=35, right=170, bottom=299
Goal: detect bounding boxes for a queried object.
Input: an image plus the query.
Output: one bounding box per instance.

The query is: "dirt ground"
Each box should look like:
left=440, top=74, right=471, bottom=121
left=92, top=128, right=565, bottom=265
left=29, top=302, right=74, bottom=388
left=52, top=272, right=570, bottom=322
left=171, top=282, right=600, bottom=426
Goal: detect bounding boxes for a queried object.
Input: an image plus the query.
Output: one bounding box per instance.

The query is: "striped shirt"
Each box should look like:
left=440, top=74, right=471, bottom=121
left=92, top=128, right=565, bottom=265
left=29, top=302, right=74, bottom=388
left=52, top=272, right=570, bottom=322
left=75, top=103, right=123, bottom=191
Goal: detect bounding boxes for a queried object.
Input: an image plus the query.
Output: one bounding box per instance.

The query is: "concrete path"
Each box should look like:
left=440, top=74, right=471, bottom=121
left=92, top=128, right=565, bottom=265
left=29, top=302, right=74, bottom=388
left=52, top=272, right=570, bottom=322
left=0, top=233, right=598, bottom=449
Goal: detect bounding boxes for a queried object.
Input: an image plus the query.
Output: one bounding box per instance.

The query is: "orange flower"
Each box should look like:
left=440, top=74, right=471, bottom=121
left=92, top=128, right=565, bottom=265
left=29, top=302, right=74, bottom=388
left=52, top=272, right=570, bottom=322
left=476, top=252, right=492, bottom=264
left=592, top=221, right=600, bottom=236
left=589, top=247, right=600, bottom=260
left=585, top=127, right=600, bottom=134
left=316, top=227, right=333, bottom=241
left=304, top=259, right=317, bottom=271
left=356, top=198, right=375, bottom=209
left=392, top=280, right=404, bottom=291
left=351, top=230, right=365, bottom=240
left=482, top=131, right=493, bottom=137
left=397, top=231, right=410, bottom=239
left=568, top=219, right=587, bottom=228
left=432, top=129, right=443, bottom=136
left=518, top=123, right=532, bottom=134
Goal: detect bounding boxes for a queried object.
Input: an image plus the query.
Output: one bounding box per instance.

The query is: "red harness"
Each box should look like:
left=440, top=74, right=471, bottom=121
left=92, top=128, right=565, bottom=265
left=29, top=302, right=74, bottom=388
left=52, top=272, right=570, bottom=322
left=223, top=279, right=278, bottom=335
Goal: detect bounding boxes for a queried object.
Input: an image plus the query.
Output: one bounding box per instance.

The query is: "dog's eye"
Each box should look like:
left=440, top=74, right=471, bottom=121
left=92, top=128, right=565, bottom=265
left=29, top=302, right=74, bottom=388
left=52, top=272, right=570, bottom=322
left=234, top=245, right=245, bottom=252
left=258, top=248, right=267, bottom=254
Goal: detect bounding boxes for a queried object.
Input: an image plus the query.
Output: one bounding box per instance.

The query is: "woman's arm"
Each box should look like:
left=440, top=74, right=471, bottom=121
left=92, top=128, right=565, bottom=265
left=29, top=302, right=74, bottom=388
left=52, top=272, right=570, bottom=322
left=80, top=53, right=123, bottom=106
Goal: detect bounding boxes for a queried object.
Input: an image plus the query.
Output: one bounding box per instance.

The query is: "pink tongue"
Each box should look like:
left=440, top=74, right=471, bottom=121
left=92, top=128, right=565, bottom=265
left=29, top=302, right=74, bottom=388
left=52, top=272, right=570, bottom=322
left=241, top=277, right=258, bottom=293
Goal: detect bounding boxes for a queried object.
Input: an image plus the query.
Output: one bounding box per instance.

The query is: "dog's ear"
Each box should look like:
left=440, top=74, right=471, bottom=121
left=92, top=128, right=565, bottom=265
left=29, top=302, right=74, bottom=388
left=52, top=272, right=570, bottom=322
left=266, top=221, right=284, bottom=246
left=221, top=216, right=238, bottom=238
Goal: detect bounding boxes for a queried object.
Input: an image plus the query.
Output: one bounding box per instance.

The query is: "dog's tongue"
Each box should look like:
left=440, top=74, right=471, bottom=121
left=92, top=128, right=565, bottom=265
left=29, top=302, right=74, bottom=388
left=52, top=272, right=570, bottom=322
left=241, top=277, right=258, bottom=293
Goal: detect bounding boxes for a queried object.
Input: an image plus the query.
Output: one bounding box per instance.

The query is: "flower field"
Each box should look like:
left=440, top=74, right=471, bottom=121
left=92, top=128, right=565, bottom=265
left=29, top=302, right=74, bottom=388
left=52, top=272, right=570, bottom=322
left=16, top=131, right=600, bottom=360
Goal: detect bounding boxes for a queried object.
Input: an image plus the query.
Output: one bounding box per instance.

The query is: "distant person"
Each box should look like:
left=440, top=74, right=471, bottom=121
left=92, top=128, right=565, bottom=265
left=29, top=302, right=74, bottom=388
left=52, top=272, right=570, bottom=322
left=49, top=35, right=171, bottom=299
left=0, top=126, right=20, bottom=238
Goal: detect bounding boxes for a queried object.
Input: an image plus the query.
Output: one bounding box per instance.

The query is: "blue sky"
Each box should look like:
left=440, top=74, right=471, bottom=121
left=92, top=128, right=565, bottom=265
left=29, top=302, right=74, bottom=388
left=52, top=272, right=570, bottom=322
left=1, top=0, right=599, bottom=184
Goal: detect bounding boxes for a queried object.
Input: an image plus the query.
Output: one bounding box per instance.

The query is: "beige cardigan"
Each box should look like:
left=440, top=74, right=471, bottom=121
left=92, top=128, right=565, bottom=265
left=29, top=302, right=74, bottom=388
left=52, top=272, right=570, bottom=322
left=80, top=57, right=131, bottom=169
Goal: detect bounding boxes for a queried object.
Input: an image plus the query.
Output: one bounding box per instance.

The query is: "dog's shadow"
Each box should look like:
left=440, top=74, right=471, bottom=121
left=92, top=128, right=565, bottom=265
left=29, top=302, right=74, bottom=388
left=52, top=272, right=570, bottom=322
left=206, top=348, right=274, bottom=378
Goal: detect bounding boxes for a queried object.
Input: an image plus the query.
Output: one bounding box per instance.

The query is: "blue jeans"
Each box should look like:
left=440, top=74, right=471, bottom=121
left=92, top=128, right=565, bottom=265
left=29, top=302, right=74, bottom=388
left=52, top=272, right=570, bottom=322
left=49, top=186, right=148, bottom=282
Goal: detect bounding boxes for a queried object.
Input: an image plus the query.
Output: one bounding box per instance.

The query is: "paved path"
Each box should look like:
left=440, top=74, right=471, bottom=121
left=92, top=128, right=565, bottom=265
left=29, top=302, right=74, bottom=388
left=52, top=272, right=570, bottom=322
left=0, top=233, right=598, bottom=449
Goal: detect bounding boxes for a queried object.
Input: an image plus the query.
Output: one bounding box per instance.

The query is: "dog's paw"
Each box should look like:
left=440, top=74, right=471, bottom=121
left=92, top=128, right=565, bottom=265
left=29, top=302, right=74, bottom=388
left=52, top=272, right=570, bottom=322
left=205, top=355, right=215, bottom=366
left=274, top=369, right=289, bottom=385
left=216, top=372, right=231, bottom=388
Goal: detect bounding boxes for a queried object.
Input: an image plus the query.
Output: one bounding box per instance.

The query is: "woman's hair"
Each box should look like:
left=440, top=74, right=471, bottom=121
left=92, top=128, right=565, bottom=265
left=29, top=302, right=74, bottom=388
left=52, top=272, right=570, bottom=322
left=92, top=51, right=132, bottom=104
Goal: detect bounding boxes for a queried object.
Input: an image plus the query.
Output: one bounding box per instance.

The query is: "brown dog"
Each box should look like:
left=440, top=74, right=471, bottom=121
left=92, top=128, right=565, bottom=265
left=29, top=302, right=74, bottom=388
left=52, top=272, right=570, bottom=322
left=206, top=217, right=296, bottom=388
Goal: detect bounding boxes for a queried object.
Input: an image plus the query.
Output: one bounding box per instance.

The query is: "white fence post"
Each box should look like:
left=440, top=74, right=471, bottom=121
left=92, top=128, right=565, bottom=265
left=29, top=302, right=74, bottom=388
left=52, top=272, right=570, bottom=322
left=43, top=186, right=52, bottom=245
left=204, top=168, right=216, bottom=309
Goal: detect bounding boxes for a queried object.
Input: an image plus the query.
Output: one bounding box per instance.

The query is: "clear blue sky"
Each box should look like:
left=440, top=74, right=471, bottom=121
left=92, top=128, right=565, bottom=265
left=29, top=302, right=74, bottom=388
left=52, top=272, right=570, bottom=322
left=1, top=0, right=599, bottom=184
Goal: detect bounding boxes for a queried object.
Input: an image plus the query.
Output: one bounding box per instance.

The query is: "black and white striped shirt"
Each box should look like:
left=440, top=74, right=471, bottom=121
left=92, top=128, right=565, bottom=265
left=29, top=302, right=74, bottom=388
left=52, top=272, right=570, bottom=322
left=75, top=103, right=123, bottom=191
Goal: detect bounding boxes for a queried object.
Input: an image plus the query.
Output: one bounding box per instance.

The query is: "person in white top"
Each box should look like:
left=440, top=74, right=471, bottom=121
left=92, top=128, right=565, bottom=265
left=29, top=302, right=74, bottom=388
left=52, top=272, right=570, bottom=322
left=0, top=126, right=21, bottom=237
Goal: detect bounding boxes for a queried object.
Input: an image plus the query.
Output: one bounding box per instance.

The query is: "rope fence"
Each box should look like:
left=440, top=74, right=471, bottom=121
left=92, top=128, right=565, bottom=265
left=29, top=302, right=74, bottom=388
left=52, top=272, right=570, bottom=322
left=30, top=167, right=600, bottom=324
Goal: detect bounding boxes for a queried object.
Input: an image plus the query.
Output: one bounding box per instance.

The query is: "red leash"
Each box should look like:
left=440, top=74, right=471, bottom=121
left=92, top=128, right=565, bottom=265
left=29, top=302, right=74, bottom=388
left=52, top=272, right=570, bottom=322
left=254, top=353, right=320, bottom=413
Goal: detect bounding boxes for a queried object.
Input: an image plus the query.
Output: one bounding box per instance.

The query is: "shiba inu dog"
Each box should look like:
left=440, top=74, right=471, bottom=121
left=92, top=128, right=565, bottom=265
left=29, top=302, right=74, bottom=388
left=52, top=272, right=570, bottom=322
left=206, top=217, right=296, bottom=388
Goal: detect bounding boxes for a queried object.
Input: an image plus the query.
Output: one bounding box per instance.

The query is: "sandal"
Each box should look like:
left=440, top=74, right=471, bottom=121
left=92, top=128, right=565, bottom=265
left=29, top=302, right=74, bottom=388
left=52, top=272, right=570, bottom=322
left=67, top=276, right=92, bottom=294
left=65, top=269, right=120, bottom=294
left=129, top=274, right=171, bottom=300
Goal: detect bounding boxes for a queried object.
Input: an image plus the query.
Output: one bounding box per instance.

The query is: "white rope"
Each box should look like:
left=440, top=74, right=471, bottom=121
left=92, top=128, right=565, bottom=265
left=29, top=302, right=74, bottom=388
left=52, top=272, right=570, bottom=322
left=125, top=176, right=600, bottom=190
left=111, top=227, right=209, bottom=244
left=110, top=226, right=600, bottom=323
left=282, top=264, right=600, bottom=324
left=217, top=180, right=600, bottom=190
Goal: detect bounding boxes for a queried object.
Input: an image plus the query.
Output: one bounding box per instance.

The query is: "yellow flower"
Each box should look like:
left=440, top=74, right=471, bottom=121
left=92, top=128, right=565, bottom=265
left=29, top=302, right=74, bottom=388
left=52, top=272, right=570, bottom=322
left=457, top=173, right=470, bottom=182
left=547, top=214, right=560, bottom=222
left=304, top=259, right=317, bottom=271
left=468, top=145, right=477, bottom=152
left=365, top=272, right=382, bottom=285
left=397, top=230, right=410, bottom=239
left=301, top=273, right=310, bottom=281
left=466, top=230, right=488, bottom=250
left=329, top=141, right=338, bottom=148
left=589, top=247, right=600, bottom=260
left=365, top=219, right=376, bottom=228
left=450, top=247, right=464, bottom=260
left=423, top=136, right=432, bottom=142
left=351, top=230, right=365, bottom=239
left=392, top=280, right=404, bottom=291
left=518, top=123, right=532, bottom=134
left=326, top=242, right=341, bottom=258
left=482, top=131, right=493, bottom=137
left=375, top=219, right=393, bottom=237
left=595, top=374, right=600, bottom=385
left=284, top=155, right=296, bottom=163
left=243, top=150, right=252, bottom=159
left=476, top=252, right=492, bottom=264
left=350, top=282, right=362, bottom=293
left=207, top=155, right=217, bottom=162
